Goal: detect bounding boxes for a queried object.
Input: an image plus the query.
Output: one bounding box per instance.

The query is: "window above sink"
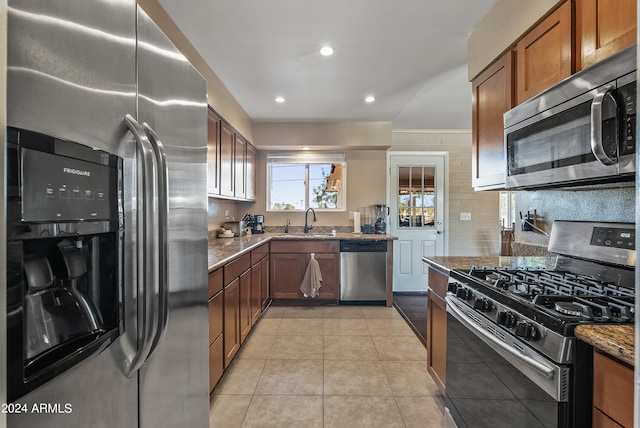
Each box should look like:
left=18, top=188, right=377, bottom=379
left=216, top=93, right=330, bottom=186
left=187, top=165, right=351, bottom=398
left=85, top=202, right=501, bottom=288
left=267, top=153, right=346, bottom=212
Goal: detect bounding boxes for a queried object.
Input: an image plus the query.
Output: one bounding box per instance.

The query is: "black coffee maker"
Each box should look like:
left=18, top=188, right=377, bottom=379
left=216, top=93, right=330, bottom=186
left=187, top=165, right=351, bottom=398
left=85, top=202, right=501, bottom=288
left=7, top=128, right=123, bottom=401
left=245, top=213, right=265, bottom=234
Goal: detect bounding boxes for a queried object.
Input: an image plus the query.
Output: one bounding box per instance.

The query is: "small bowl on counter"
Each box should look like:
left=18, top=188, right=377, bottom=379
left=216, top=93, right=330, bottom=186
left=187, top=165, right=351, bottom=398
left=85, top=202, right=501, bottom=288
left=217, top=231, right=234, bottom=239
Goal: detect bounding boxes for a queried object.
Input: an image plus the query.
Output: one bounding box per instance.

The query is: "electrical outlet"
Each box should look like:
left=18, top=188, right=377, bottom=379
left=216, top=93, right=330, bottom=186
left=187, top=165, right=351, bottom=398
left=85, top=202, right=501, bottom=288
left=349, top=211, right=354, bottom=219
left=460, top=212, right=471, bottom=221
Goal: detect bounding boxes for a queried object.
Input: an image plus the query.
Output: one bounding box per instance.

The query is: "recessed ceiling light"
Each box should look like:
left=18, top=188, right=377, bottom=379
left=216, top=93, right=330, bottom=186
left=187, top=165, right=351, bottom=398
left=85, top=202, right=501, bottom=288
left=302, top=147, right=311, bottom=150
left=274, top=96, right=285, bottom=103
left=320, top=46, right=334, bottom=56
left=364, top=95, right=376, bottom=103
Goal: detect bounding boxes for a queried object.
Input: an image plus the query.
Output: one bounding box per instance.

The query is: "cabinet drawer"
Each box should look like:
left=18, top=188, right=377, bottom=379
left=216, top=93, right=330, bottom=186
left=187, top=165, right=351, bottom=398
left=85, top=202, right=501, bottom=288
left=270, top=240, right=338, bottom=254
left=428, top=268, right=449, bottom=298
left=208, top=268, right=223, bottom=298
left=224, top=253, right=251, bottom=286
left=593, top=350, right=633, bottom=428
left=251, top=242, right=269, bottom=264
left=208, top=290, right=223, bottom=345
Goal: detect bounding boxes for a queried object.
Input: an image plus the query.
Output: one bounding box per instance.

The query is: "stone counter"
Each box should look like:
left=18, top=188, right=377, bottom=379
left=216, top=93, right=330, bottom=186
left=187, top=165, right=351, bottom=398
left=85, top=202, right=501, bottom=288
left=208, top=232, right=397, bottom=271
left=422, top=255, right=557, bottom=276
left=575, top=325, right=635, bottom=366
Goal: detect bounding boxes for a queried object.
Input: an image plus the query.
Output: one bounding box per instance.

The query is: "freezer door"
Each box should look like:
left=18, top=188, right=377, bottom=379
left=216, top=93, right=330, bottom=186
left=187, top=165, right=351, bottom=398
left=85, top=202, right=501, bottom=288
left=7, top=1, right=139, bottom=426
left=136, top=7, right=209, bottom=428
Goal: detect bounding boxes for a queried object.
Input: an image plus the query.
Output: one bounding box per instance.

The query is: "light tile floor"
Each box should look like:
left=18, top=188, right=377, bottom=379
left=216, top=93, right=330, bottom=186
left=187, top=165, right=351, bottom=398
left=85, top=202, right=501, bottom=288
left=210, top=305, right=444, bottom=428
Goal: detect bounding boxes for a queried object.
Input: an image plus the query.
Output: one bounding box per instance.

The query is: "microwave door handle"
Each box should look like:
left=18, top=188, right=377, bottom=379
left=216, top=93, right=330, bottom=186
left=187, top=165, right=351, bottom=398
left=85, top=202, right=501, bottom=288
left=124, top=114, right=160, bottom=377
left=142, top=123, right=169, bottom=358
left=590, top=85, right=617, bottom=166
left=445, top=295, right=555, bottom=379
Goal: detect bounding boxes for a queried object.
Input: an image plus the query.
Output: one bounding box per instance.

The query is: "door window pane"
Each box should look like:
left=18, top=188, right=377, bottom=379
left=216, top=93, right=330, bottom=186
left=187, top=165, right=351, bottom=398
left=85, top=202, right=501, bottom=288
left=397, top=166, right=436, bottom=228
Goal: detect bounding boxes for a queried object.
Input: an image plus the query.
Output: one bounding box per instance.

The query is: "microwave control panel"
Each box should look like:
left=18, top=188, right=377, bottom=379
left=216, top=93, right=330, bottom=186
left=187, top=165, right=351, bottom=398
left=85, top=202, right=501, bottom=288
left=618, top=81, right=636, bottom=156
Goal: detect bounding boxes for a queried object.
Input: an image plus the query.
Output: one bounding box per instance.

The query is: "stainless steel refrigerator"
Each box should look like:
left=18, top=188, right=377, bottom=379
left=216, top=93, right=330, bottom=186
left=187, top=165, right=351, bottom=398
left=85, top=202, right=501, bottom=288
left=6, top=1, right=209, bottom=427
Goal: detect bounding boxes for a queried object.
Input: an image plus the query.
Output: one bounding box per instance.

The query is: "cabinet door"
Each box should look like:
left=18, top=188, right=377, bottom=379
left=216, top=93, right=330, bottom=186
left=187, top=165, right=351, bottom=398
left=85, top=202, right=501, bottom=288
left=234, top=134, right=247, bottom=199
left=207, top=109, right=221, bottom=196
left=576, top=0, right=636, bottom=70
left=516, top=0, right=572, bottom=103
left=220, top=120, right=235, bottom=197
left=223, top=278, right=240, bottom=367
left=471, top=51, right=514, bottom=190
left=426, top=288, right=446, bottom=392
left=593, top=351, right=633, bottom=428
left=250, top=261, right=262, bottom=326
left=313, top=253, right=340, bottom=300
left=270, top=253, right=306, bottom=299
left=246, top=142, right=257, bottom=201
left=209, top=334, right=224, bottom=393
left=239, top=269, right=251, bottom=343
left=208, top=290, right=223, bottom=346
left=261, top=255, right=270, bottom=309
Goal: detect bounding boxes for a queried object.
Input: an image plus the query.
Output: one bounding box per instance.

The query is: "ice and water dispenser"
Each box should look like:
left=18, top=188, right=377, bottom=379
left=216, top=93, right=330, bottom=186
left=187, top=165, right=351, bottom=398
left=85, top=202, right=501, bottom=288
left=6, top=127, right=124, bottom=401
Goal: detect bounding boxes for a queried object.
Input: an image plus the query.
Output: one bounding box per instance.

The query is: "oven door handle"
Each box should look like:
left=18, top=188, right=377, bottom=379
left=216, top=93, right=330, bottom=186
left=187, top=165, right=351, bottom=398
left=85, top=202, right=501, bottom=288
left=590, top=84, right=617, bottom=166
left=445, top=295, right=555, bottom=379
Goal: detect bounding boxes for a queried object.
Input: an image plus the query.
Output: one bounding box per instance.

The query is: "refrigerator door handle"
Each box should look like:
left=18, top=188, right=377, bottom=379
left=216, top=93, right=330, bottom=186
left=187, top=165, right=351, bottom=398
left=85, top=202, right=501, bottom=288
left=143, top=123, right=170, bottom=358
left=124, top=114, right=160, bottom=377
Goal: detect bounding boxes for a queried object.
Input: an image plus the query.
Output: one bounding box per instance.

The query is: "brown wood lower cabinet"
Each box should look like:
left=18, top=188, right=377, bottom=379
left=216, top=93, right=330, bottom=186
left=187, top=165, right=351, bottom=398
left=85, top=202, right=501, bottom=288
left=270, top=240, right=339, bottom=300
left=592, top=350, right=633, bottom=428
left=251, top=260, right=262, bottom=325
left=239, top=269, right=252, bottom=344
left=210, top=245, right=271, bottom=391
left=426, top=267, right=448, bottom=392
left=208, top=268, right=224, bottom=392
left=261, top=255, right=270, bottom=309
left=223, top=277, right=240, bottom=368
left=208, top=334, right=223, bottom=392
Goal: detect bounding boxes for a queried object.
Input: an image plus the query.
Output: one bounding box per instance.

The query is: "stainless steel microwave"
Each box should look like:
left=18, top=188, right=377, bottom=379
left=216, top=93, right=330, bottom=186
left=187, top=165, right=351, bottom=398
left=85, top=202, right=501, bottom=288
left=504, top=45, right=636, bottom=189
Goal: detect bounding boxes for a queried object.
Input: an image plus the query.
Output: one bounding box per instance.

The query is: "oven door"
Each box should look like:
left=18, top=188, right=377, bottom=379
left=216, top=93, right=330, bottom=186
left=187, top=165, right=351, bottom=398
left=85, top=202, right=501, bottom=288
left=444, top=295, right=570, bottom=428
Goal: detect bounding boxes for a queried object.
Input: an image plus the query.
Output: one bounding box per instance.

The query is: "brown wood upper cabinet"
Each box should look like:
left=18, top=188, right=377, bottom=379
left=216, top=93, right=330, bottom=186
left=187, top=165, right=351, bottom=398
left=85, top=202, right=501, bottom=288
left=471, top=50, right=515, bottom=190
left=208, top=109, right=257, bottom=201
left=516, top=0, right=573, bottom=104
left=245, top=142, right=257, bottom=201
left=219, top=119, right=235, bottom=198
left=206, top=109, right=221, bottom=196
left=576, top=0, right=637, bottom=71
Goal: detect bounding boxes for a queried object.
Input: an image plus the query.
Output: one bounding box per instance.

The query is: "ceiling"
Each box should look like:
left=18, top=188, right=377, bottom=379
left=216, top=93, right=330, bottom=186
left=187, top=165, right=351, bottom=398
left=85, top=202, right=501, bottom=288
left=158, top=0, right=497, bottom=130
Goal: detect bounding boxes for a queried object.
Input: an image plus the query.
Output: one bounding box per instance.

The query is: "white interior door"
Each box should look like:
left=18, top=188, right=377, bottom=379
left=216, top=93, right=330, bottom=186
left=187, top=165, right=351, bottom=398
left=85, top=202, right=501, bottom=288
left=388, top=152, right=447, bottom=292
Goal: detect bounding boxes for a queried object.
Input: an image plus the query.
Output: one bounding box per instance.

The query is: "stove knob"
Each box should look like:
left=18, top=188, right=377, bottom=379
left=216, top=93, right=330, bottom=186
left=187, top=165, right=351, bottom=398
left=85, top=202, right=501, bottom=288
left=473, top=298, right=493, bottom=312
left=514, top=322, right=538, bottom=341
left=496, top=311, right=517, bottom=328
left=447, top=282, right=459, bottom=294
left=456, top=287, right=473, bottom=300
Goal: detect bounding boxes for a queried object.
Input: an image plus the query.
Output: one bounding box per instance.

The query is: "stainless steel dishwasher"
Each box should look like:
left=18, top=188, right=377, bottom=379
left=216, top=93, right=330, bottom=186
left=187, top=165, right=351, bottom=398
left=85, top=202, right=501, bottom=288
left=340, top=240, right=387, bottom=303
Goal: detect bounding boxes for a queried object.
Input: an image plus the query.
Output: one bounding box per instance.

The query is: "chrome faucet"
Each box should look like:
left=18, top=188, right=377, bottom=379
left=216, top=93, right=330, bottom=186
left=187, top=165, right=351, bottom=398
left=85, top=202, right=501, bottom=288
left=284, top=218, right=291, bottom=233
left=304, top=208, right=316, bottom=233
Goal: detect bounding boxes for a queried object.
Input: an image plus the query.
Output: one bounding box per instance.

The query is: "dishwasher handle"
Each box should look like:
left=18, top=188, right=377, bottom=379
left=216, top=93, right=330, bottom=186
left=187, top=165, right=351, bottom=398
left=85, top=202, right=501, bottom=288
left=339, top=240, right=387, bottom=252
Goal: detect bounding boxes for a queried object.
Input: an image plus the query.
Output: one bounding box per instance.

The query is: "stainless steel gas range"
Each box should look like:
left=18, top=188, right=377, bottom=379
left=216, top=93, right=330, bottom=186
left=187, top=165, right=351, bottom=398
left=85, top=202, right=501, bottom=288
left=443, top=221, right=635, bottom=428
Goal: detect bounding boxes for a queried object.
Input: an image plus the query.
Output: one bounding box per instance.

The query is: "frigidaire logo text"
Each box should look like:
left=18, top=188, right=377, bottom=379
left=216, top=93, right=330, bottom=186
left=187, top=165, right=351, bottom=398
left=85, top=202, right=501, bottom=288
left=63, top=167, right=91, bottom=177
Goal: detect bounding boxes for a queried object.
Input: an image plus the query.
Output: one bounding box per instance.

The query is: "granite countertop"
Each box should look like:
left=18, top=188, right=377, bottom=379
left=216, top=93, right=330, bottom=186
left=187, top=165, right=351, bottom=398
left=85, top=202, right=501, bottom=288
left=422, top=256, right=557, bottom=276
left=575, top=325, right=635, bottom=366
left=208, top=232, right=397, bottom=271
